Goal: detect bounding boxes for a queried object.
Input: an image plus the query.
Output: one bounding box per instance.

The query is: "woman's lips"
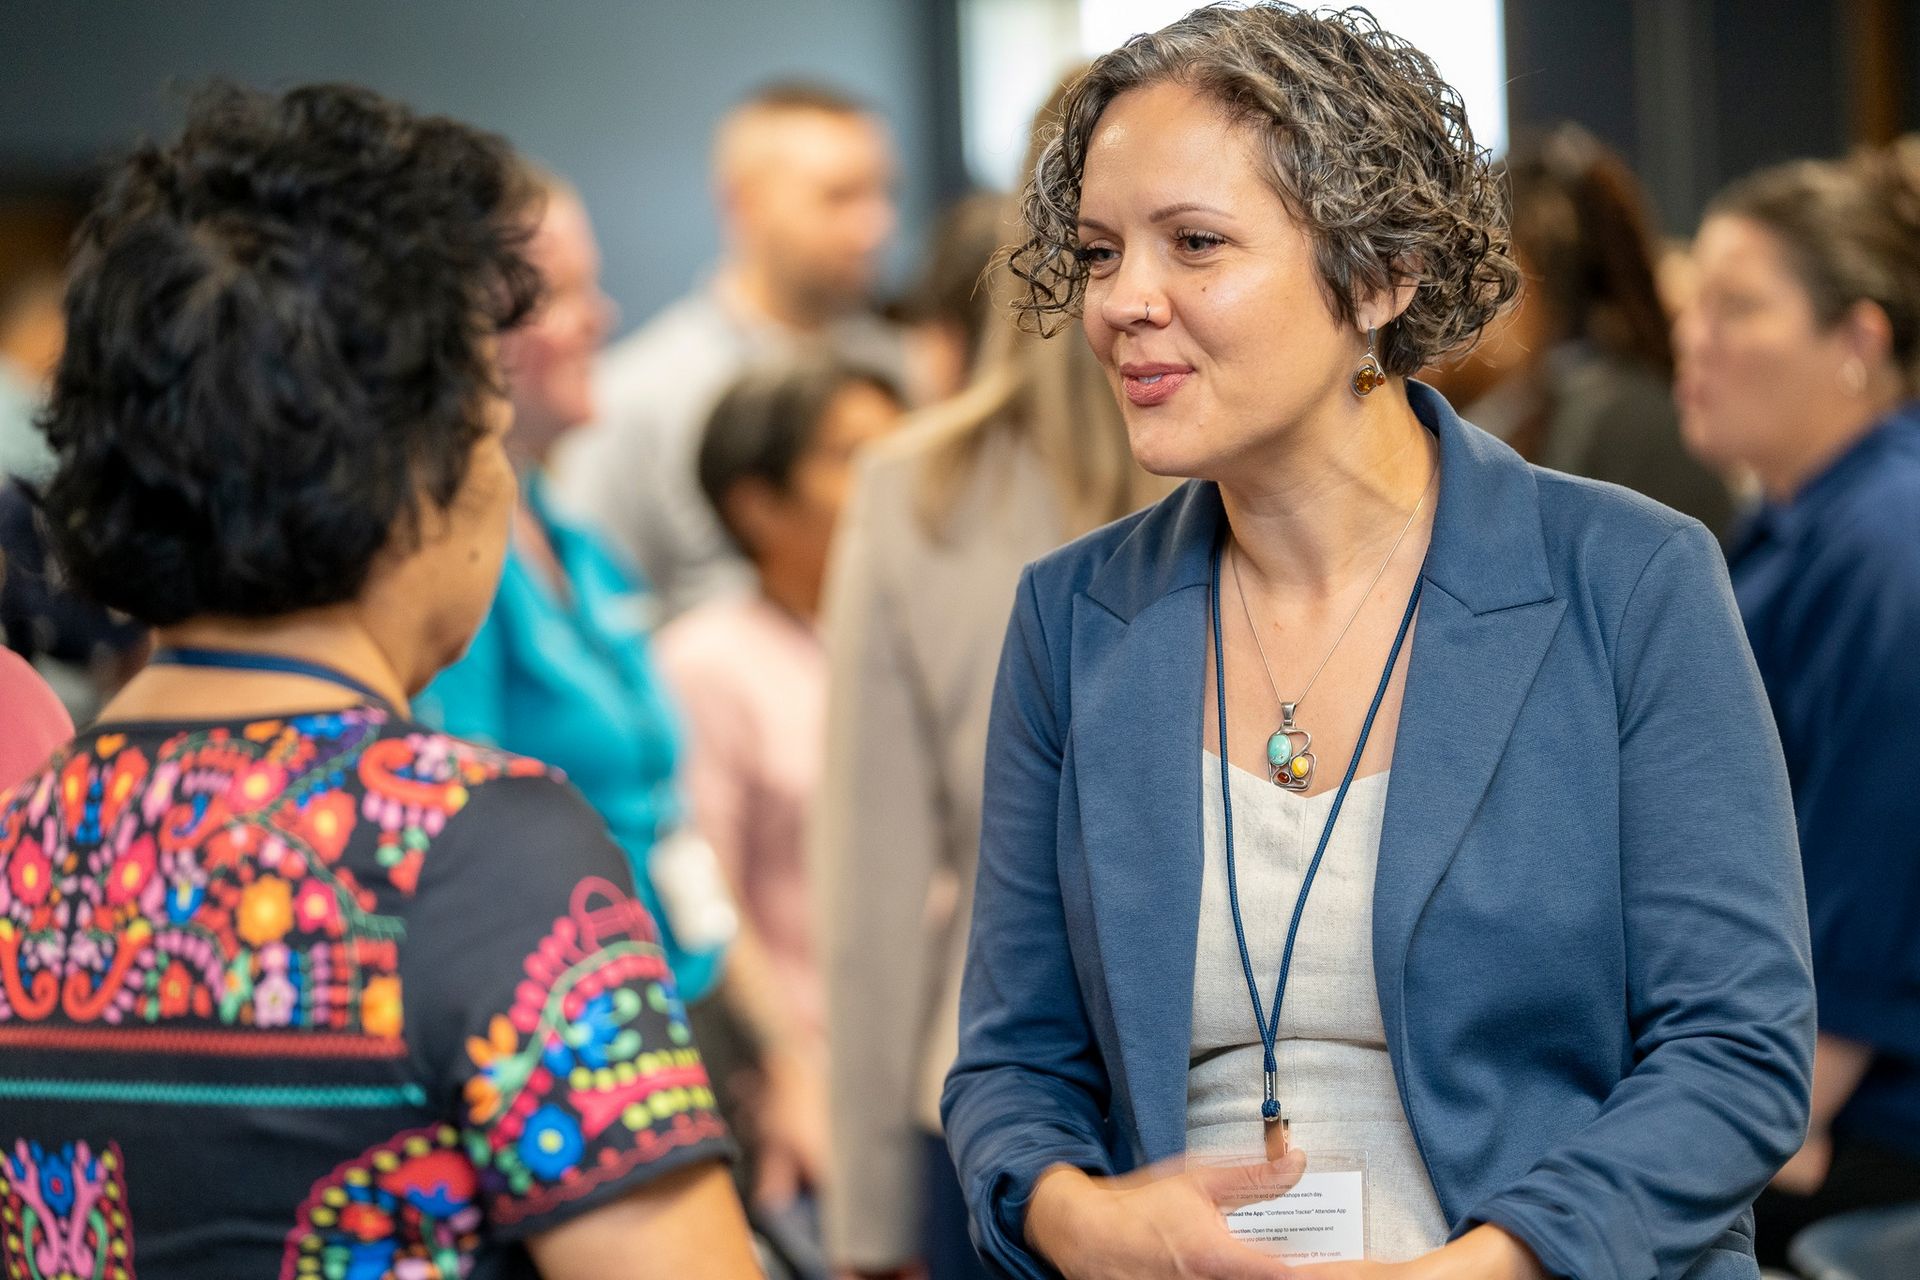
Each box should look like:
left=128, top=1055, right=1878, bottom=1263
left=1121, top=367, right=1192, bottom=407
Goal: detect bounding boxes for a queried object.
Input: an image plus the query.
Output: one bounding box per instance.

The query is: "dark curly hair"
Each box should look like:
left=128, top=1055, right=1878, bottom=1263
left=39, top=82, right=542, bottom=626
left=1013, top=3, right=1520, bottom=375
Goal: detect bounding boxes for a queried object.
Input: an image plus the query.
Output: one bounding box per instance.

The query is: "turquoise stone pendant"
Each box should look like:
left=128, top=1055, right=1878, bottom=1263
left=1266, top=703, right=1315, bottom=792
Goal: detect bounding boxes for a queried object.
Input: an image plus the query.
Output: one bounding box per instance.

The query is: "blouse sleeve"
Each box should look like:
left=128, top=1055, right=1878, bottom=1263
left=401, top=770, right=733, bottom=1239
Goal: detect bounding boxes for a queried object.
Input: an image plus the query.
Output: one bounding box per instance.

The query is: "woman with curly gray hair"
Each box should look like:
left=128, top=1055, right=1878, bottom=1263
left=941, top=6, right=1814, bottom=1280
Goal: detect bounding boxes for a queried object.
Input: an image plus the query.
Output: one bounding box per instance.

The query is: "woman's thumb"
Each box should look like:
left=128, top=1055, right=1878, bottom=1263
left=1189, top=1150, right=1308, bottom=1210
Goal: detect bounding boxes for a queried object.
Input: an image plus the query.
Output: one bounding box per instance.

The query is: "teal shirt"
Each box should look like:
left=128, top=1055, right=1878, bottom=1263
left=416, top=479, right=725, bottom=1002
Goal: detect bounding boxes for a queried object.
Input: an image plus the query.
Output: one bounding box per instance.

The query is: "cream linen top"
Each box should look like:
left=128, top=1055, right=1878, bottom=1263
left=1190, top=757, right=1449, bottom=1262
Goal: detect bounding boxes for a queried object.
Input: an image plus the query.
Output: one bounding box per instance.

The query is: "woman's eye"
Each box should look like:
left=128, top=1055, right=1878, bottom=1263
left=1176, top=230, right=1225, bottom=254
left=1073, top=244, right=1118, bottom=271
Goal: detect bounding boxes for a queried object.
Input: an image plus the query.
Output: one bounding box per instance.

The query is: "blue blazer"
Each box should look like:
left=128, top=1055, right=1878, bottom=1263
left=942, top=384, right=1815, bottom=1280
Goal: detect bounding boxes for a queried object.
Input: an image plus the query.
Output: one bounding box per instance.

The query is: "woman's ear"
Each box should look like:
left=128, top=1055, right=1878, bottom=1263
left=1835, top=298, right=1896, bottom=383
left=1356, top=257, right=1423, bottom=333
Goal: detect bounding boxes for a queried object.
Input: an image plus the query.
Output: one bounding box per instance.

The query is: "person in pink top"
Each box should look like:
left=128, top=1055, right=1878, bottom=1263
left=655, top=355, right=902, bottom=1189
left=0, top=646, right=71, bottom=790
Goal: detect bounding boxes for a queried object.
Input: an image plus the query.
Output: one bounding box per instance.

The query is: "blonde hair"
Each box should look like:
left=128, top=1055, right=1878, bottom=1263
left=914, top=67, right=1172, bottom=541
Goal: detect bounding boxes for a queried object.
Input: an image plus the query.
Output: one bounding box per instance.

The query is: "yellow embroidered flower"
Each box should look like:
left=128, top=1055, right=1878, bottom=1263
left=236, top=876, right=293, bottom=946
left=361, top=975, right=403, bottom=1039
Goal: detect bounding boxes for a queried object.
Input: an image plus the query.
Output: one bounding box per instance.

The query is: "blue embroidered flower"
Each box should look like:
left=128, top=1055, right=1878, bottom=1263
left=517, top=1105, right=585, bottom=1181
left=343, top=1238, right=401, bottom=1280
left=36, top=1143, right=76, bottom=1217
left=571, top=992, right=622, bottom=1069
left=541, top=991, right=624, bottom=1075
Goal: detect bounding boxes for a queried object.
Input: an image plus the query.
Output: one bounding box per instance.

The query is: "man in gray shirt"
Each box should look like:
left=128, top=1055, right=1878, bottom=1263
left=552, top=83, right=905, bottom=620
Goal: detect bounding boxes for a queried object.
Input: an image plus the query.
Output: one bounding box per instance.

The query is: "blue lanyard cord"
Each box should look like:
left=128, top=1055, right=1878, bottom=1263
left=1209, top=539, right=1425, bottom=1121
left=147, top=647, right=395, bottom=710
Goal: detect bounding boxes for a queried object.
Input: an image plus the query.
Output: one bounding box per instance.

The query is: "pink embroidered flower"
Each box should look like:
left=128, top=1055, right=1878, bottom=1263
left=254, top=971, right=296, bottom=1027
left=293, top=879, right=341, bottom=936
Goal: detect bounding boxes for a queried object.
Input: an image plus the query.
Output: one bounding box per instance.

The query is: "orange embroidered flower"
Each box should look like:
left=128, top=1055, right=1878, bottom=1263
left=229, top=762, right=288, bottom=814
left=463, top=1014, right=518, bottom=1123
left=236, top=877, right=293, bottom=946
left=157, top=961, right=193, bottom=1018
left=296, top=790, right=356, bottom=862
left=464, top=1074, right=502, bottom=1126
left=361, top=975, right=403, bottom=1039
left=105, top=835, right=157, bottom=906
left=337, top=1201, right=392, bottom=1242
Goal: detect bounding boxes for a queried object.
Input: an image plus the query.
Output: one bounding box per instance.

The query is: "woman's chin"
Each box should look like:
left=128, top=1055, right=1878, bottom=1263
left=1125, top=424, right=1211, bottom=481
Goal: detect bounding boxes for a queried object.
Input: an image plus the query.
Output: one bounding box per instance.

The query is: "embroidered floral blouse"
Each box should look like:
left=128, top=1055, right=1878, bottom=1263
left=0, top=707, right=731, bottom=1279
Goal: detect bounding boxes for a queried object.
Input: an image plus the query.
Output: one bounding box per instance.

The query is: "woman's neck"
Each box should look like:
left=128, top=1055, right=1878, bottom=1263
left=1219, top=379, right=1438, bottom=595
left=101, top=609, right=413, bottom=723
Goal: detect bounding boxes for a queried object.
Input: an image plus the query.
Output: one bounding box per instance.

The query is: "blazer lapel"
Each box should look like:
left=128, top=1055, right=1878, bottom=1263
left=1373, top=383, right=1567, bottom=1062
left=1070, top=483, right=1221, bottom=1163
left=1373, top=590, right=1566, bottom=1040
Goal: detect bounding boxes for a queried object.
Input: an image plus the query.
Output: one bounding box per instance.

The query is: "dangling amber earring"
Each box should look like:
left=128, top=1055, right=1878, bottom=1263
left=1351, top=326, right=1385, bottom=397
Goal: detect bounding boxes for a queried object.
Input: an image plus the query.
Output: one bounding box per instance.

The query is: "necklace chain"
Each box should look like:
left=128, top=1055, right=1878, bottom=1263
left=1230, top=467, right=1436, bottom=720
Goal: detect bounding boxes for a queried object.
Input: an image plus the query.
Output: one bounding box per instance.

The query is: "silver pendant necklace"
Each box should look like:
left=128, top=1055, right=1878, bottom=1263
left=1230, top=470, right=1436, bottom=790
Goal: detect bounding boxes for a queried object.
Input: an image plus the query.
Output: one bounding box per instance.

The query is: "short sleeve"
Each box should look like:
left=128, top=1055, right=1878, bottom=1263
left=401, top=770, right=733, bottom=1239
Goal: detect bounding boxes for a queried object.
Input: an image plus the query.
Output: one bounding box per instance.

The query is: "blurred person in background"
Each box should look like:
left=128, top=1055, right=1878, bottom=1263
left=887, top=191, right=1007, bottom=404
left=813, top=72, right=1173, bottom=1280
left=0, top=204, right=147, bottom=720
left=553, top=82, right=903, bottom=621
left=0, top=81, right=757, bottom=1277
left=0, top=643, right=69, bottom=790
left=415, top=164, right=824, bottom=1270
left=1677, top=144, right=1920, bottom=1268
left=1425, top=122, right=1733, bottom=531
left=0, top=255, right=63, bottom=485
left=655, top=356, right=903, bottom=1220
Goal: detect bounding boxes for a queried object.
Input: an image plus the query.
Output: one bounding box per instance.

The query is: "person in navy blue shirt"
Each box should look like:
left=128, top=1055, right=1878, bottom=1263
left=1678, top=143, right=1920, bottom=1266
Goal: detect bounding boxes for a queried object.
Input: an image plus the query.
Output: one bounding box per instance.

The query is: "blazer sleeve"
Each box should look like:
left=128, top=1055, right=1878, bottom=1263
left=1465, top=522, right=1816, bottom=1280
left=942, top=567, right=1115, bottom=1280
left=814, top=467, right=947, bottom=1268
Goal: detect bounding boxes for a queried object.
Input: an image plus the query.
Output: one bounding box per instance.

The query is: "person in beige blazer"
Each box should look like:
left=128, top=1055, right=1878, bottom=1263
left=814, top=218, right=1171, bottom=1277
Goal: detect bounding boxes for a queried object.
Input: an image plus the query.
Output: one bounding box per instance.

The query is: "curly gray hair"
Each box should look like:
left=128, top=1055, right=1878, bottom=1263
left=1014, top=3, right=1520, bottom=376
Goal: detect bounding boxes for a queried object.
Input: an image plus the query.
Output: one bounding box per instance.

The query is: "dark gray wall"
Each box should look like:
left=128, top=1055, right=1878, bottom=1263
left=0, top=0, right=949, bottom=336
left=1506, top=0, right=1918, bottom=234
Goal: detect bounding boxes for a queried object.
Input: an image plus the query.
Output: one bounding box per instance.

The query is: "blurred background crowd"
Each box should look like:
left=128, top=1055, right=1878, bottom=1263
left=2, top=2, right=1918, bottom=1278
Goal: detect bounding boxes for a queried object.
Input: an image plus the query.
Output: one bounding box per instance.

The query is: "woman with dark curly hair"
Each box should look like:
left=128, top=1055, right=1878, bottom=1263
left=941, top=6, right=1813, bottom=1279
left=0, top=83, right=758, bottom=1278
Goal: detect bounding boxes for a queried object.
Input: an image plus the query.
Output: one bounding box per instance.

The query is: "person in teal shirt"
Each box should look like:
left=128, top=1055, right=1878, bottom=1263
left=417, top=476, right=727, bottom=1002
left=415, top=174, right=731, bottom=1002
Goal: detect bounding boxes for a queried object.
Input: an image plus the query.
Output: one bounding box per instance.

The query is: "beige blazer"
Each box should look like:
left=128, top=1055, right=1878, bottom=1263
left=814, top=417, right=1063, bottom=1268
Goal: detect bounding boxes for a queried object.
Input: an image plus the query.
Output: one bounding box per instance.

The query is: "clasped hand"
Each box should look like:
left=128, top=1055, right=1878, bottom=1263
left=1024, top=1150, right=1308, bottom=1280
left=1024, top=1155, right=1545, bottom=1280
